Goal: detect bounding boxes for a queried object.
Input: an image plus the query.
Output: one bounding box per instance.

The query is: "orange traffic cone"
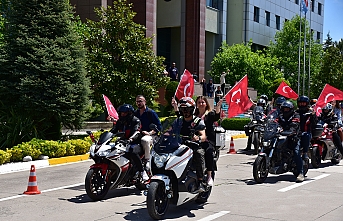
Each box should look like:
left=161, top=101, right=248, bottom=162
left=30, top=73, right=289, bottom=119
left=24, top=165, right=41, bottom=195
left=227, top=137, right=236, bottom=154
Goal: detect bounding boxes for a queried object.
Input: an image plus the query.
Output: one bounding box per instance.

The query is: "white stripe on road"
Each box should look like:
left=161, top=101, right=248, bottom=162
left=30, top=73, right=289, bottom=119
left=197, top=211, right=230, bottom=221
left=278, top=174, right=330, bottom=192
left=0, top=182, right=84, bottom=202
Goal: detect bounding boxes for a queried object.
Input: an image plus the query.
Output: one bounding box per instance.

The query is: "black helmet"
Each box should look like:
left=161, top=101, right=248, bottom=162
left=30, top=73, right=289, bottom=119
left=260, top=94, right=268, bottom=102
left=275, top=96, right=286, bottom=107
left=118, top=104, right=134, bottom=122
left=297, top=95, right=310, bottom=110
left=280, top=101, right=294, bottom=119
left=322, top=103, right=333, bottom=117
left=257, top=99, right=266, bottom=107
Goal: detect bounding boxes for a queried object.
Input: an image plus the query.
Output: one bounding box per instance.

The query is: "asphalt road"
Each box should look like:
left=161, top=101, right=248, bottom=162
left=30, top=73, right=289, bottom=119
left=0, top=138, right=343, bottom=221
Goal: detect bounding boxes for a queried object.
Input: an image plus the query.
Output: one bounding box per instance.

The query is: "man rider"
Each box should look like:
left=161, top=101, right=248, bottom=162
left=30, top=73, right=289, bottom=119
left=296, top=96, right=318, bottom=160
left=260, top=94, right=272, bottom=115
left=110, top=104, right=149, bottom=181
left=170, top=97, right=207, bottom=192
left=318, top=103, right=343, bottom=155
left=244, top=98, right=267, bottom=153
left=276, top=101, right=305, bottom=182
left=134, top=95, right=162, bottom=171
left=268, top=96, right=286, bottom=119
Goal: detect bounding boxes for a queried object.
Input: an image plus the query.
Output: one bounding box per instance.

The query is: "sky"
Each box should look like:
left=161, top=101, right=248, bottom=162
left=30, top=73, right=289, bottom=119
left=323, top=0, right=343, bottom=42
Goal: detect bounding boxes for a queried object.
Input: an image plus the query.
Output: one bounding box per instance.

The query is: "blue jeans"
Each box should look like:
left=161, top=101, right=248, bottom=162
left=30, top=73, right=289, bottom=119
left=300, top=132, right=312, bottom=154
left=293, top=139, right=303, bottom=174
left=207, top=92, right=213, bottom=97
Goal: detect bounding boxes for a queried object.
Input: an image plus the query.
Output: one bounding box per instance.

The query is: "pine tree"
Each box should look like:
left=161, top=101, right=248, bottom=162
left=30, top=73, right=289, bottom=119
left=0, top=0, right=90, bottom=144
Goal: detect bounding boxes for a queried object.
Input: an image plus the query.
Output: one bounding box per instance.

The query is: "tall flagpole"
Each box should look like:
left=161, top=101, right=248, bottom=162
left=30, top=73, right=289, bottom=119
left=298, top=2, right=302, bottom=95
left=303, top=12, right=307, bottom=96
left=308, top=1, right=312, bottom=98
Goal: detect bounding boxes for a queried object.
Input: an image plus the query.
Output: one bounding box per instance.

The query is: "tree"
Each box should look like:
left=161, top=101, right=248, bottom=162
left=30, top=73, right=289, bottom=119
left=268, top=15, right=323, bottom=98
left=84, top=0, right=168, bottom=109
left=208, top=41, right=283, bottom=98
left=0, top=0, right=90, bottom=145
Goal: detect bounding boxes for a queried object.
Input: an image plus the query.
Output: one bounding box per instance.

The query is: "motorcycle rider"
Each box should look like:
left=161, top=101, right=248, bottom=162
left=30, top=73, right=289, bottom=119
left=276, top=101, right=305, bottom=182
left=244, top=99, right=267, bottom=153
left=134, top=95, right=162, bottom=171
left=268, top=96, right=286, bottom=119
left=170, top=97, right=207, bottom=192
left=318, top=103, right=343, bottom=155
left=296, top=96, right=318, bottom=160
left=110, top=104, right=149, bottom=181
left=260, top=94, right=272, bottom=115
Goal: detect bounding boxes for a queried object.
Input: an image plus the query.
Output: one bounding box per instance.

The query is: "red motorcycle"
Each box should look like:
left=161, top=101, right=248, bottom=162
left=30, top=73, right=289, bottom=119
left=310, top=123, right=342, bottom=168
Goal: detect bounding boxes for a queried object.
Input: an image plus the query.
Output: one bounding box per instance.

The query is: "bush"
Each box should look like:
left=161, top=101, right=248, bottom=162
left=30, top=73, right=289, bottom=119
left=10, top=142, right=42, bottom=162
left=67, top=139, right=90, bottom=155
left=0, top=150, right=11, bottom=164
left=220, top=118, right=251, bottom=130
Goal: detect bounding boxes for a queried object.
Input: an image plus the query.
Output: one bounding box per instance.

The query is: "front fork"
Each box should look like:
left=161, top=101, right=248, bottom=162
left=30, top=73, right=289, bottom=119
left=144, top=174, right=172, bottom=198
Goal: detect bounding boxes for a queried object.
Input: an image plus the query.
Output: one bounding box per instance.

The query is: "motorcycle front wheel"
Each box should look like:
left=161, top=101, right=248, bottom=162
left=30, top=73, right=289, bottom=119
left=310, top=147, right=321, bottom=168
left=85, top=168, right=111, bottom=201
left=253, top=133, right=260, bottom=155
left=147, top=181, right=169, bottom=220
left=253, top=155, right=268, bottom=183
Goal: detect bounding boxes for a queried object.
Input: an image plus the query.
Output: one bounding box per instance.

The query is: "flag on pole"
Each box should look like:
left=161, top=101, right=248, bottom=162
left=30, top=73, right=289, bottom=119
left=275, top=81, right=299, bottom=99
left=313, top=84, right=343, bottom=116
left=301, top=0, right=309, bottom=14
left=224, top=75, right=253, bottom=118
left=174, top=69, right=194, bottom=100
left=103, top=94, right=119, bottom=120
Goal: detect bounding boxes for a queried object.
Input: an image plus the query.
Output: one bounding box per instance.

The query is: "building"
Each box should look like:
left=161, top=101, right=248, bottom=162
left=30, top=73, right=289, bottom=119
left=70, top=0, right=324, bottom=82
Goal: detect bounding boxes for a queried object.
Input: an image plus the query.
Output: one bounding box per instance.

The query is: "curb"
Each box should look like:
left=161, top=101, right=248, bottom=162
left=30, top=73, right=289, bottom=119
left=231, top=134, right=248, bottom=139
left=48, top=154, right=90, bottom=165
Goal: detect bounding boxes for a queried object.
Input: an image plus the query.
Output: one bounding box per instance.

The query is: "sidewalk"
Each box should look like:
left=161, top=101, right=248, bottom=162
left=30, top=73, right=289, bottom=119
left=0, top=130, right=246, bottom=174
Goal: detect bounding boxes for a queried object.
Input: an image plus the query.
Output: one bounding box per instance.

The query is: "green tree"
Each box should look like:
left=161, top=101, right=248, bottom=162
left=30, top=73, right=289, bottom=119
left=84, top=0, right=168, bottom=109
left=208, top=41, right=282, bottom=98
left=0, top=0, right=90, bottom=145
left=268, top=15, right=323, bottom=97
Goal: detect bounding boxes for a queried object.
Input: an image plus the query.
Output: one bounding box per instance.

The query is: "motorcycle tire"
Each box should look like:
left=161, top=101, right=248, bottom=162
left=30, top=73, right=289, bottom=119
left=147, top=181, right=169, bottom=220
left=253, top=156, right=268, bottom=184
left=85, top=168, right=111, bottom=201
left=253, top=133, right=260, bottom=155
left=310, top=147, right=321, bottom=168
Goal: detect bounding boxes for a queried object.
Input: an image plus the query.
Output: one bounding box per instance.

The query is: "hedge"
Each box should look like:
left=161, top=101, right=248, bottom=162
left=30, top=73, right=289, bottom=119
left=220, top=118, right=251, bottom=130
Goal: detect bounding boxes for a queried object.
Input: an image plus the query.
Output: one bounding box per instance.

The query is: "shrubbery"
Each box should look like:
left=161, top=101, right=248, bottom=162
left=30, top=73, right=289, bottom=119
left=220, top=118, right=251, bottom=130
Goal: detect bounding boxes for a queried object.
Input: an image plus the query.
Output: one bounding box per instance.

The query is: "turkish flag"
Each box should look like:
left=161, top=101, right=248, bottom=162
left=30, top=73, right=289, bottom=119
left=275, top=81, right=298, bottom=99
left=224, top=75, right=253, bottom=118
left=174, top=69, right=194, bottom=100
left=313, top=84, right=343, bottom=116
left=103, top=94, right=119, bottom=120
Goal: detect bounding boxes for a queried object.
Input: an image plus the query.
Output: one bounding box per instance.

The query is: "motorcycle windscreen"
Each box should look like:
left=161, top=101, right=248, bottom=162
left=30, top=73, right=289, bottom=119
left=154, top=135, right=181, bottom=154
left=97, top=131, right=114, bottom=145
left=253, top=106, right=264, bottom=121
left=263, top=122, right=279, bottom=141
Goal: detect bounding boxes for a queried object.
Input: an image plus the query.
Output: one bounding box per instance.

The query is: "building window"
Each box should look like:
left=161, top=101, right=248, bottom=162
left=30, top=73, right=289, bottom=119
left=318, top=3, right=322, bottom=15
left=265, top=11, right=270, bottom=26
left=254, top=7, right=260, bottom=23
left=311, top=0, right=315, bottom=12
left=276, top=15, right=280, bottom=30
left=206, top=0, right=219, bottom=9
left=295, top=0, right=299, bottom=5
left=317, top=31, right=321, bottom=41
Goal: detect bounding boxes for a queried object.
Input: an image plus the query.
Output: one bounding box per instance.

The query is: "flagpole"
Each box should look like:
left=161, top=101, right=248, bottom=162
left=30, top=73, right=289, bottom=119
left=298, top=3, right=302, bottom=95
left=174, top=69, right=186, bottom=98
left=308, top=1, right=312, bottom=98
left=303, top=12, right=307, bottom=96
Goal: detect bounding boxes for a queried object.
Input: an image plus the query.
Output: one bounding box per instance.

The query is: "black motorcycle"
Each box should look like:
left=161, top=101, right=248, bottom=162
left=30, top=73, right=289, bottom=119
left=253, top=121, right=309, bottom=183
left=244, top=106, right=266, bottom=154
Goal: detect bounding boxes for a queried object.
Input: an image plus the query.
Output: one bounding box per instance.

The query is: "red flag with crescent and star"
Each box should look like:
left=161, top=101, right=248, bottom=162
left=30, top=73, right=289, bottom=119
left=224, top=75, right=253, bottom=118
left=174, top=69, right=194, bottom=100
left=275, top=81, right=298, bottom=99
left=103, top=94, right=119, bottom=120
left=313, top=84, right=343, bottom=116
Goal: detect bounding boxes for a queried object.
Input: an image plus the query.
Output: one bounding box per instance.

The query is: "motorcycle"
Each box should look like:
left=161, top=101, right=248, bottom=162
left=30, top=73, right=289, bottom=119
left=145, top=123, right=214, bottom=220
left=310, top=122, right=342, bottom=168
left=244, top=106, right=266, bottom=154
left=253, top=121, right=309, bottom=184
left=85, top=130, right=148, bottom=201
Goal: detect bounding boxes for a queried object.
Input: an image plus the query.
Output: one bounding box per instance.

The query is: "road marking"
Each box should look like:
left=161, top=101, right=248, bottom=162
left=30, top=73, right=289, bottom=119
left=278, top=174, right=330, bottom=192
left=0, top=182, right=84, bottom=202
left=197, top=211, right=230, bottom=221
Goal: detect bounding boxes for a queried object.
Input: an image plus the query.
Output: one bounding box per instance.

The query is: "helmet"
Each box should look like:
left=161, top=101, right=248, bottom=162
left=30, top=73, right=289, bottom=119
left=260, top=94, right=268, bottom=102
left=280, top=101, right=294, bottom=119
left=178, top=97, right=196, bottom=118
left=275, top=96, right=286, bottom=107
left=322, top=103, right=333, bottom=117
left=310, top=99, right=317, bottom=106
left=257, top=99, right=266, bottom=107
left=297, top=95, right=310, bottom=110
left=118, top=104, right=134, bottom=122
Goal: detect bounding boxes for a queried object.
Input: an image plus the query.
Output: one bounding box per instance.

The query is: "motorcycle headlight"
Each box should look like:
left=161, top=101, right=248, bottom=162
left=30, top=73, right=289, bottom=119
left=97, top=149, right=111, bottom=157
left=152, top=151, right=169, bottom=168
left=263, top=141, right=270, bottom=147
left=253, top=120, right=257, bottom=124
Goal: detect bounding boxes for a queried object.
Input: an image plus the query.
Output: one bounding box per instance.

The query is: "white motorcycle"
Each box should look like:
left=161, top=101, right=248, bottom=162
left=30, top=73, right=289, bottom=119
left=85, top=130, right=147, bottom=201
left=145, top=124, right=212, bottom=220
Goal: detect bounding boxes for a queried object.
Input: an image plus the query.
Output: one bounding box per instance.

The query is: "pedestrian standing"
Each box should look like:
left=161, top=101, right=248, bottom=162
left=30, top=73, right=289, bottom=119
left=168, top=62, right=179, bottom=81
left=200, top=78, right=207, bottom=96
left=206, top=79, right=214, bottom=98
left=220, top=69, right=229, bottom=94
left=214, top=86, right=223, bottom=105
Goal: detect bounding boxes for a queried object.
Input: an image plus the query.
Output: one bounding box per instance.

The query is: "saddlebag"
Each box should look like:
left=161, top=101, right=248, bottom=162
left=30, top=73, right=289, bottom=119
left=214, top=126, right=226, bottom=149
